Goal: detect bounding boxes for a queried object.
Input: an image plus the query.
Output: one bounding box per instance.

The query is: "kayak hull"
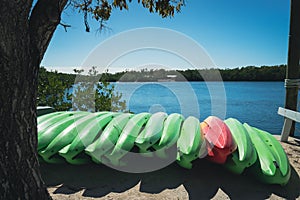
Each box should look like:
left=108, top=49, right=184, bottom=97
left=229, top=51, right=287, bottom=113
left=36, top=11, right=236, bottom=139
left=177, top=116, right=207, bottom=169
left=244, top=123, right=291, bottom=186
left=224, top=118, right=257, bottom=174
left=201, top=116, right=237, bottom=164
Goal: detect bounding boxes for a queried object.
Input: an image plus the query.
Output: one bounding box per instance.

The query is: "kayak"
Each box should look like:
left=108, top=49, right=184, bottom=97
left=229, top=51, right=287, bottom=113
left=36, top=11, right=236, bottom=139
left=38, top=112, right=89, bottom=151
left=244, top=123, right=291, bottom=186
left=38, top=111, right=85, bottom=133
left=177, top=116, right=207, bottom=169
left=85, top=113, right=132, bottom=164
left=135, top=112, right=168, bottom=154
left=59, top=112, right=119, bottom=164
left=154, top=113, right=184, bottom=159
left=109, top=112, right=151, bottom=166
left=224, top=118, right=257, bottom=174
left=201, top=116, right=237, bottom=164
left=37, top=111, right=63, bottom=124
left=39, top=112, right=108, bottom=163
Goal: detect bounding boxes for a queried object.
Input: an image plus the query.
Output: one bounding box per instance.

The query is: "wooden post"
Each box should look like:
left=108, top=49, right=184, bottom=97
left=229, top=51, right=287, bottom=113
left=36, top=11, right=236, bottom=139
left=285, top=0, right=300, bottom=137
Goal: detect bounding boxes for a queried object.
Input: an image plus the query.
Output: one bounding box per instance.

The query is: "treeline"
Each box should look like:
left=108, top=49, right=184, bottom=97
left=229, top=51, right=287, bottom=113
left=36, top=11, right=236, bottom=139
left=39, top=65, right=287, bottom=83
left=105, top=65, right=287, bottom=82
left=219, top=65, right=286, bottom=81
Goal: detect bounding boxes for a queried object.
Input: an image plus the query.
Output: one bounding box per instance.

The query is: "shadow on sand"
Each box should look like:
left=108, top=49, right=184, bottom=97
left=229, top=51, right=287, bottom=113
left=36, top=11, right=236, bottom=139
left=40, top=159, right=299, bottom=199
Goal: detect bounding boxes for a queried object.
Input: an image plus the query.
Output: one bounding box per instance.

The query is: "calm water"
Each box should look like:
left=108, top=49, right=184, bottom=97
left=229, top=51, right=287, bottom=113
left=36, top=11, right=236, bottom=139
left=113, top=81, right=300, bottom=136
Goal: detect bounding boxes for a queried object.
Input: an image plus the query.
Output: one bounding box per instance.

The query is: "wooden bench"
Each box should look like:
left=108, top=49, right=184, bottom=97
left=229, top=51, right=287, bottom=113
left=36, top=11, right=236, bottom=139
left=278, top=107, right=300, bottom=141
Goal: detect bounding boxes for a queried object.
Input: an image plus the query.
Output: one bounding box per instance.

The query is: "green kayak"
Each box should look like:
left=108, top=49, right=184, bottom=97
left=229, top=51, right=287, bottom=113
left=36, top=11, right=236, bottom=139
left=38, top=112, right=89, bottom=151
left=59, top=112, right=119, bottom=164
left=38, top=112, right=83, bottom=133
left=85, top=113, right=132, bottom=164
left=135, top=112, right=168, bottom=154
left=224, top=118, right=257, bottom=174
left=154, top=113, right=184, bottom=159
left=37, top=111, right=63, bottom=124
left=109, top=112, right=151, bottom=166
left=39, top=112, right=108, bottom=163
left=244, top=123, right=291, bottom=186
left=176, top=116, right=207, bottom=169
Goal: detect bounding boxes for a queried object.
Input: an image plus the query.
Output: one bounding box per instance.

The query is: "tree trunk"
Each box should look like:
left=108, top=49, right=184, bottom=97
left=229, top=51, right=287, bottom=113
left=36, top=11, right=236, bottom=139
left=0, top=12, right=50, bottom=200
left=0, top=50, right=51, bottom=198
left=0, top=1, right=67, bottom=199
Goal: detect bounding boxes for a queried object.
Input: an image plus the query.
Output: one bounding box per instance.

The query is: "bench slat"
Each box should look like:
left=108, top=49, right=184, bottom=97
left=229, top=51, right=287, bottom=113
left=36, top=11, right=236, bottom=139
left=278, top=107, right=300, bottom=141
left=278, top=107, right=300, bottom=123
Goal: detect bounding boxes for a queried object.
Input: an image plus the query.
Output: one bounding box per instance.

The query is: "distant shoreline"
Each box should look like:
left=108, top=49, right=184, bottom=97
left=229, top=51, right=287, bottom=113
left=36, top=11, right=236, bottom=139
left=40, top=65, right=288, bottom=82
left=113, top=80, right=284, bottom=82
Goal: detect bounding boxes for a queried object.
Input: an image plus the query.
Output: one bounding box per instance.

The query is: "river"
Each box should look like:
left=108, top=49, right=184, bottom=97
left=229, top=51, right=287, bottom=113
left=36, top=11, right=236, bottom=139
left=112, top=81, right=300, bottom=135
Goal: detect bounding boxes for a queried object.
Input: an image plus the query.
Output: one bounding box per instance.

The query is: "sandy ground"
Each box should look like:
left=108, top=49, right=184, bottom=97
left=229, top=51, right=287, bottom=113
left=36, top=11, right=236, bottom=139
left=42, top=135, right=300, bottom=200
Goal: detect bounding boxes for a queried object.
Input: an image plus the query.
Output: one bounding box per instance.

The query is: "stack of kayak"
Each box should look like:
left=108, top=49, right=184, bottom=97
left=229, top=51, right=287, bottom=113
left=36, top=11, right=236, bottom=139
left=37, top=111, right=291, bottom=185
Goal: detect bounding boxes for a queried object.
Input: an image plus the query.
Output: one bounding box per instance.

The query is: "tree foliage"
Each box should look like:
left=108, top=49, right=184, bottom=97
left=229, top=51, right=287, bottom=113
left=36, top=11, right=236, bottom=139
left=72, top=66, right=127, bottom=112
left=70, top=0, right=185, bottom=31
left=219, top=65, right=286, bottom=81
left=37, top=67, right=74, bottom=111
left=38, top=66, right=126, bottom=112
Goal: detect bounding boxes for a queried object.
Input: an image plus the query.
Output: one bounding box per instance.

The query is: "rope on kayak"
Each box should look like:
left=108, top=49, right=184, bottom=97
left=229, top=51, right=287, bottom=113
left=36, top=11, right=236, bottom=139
left=285, top=78, right=300, bottom=88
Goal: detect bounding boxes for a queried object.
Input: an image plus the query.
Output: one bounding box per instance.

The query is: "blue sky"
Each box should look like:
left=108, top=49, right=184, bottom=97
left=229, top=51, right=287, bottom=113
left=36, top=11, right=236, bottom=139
left=42, top=0, right=290, bottom=73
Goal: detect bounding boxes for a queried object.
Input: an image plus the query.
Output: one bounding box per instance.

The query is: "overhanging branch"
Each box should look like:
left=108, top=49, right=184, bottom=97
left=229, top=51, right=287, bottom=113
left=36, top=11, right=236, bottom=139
left=60, top=22, right=71, bottom=32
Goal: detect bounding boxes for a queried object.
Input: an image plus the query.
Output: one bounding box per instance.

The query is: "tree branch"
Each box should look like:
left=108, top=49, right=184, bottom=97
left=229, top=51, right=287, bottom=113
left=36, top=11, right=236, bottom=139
left=60, top=22, right=71, bottom=32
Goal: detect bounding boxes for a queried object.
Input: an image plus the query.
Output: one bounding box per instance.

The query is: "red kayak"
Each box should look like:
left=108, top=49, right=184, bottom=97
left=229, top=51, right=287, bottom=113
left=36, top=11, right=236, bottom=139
left=201, top=116, right=237, bottom=164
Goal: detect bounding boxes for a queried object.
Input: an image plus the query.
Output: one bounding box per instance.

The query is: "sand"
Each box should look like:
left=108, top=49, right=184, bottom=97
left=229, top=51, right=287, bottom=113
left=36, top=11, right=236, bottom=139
left=42, top=136, right=300, bottom=200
